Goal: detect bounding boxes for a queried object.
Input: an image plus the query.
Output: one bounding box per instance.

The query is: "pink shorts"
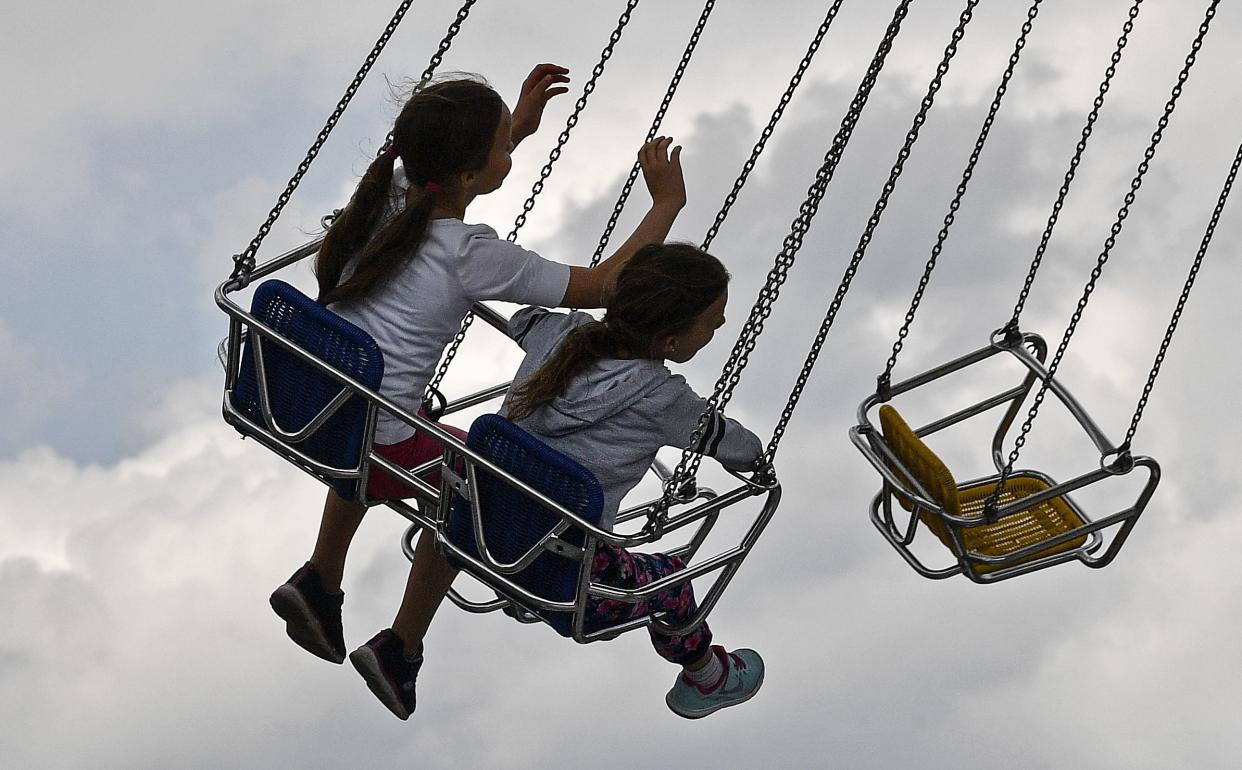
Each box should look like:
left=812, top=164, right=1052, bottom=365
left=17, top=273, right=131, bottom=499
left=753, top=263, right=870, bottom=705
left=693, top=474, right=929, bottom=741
left=366, top=416, right=468, bottom=501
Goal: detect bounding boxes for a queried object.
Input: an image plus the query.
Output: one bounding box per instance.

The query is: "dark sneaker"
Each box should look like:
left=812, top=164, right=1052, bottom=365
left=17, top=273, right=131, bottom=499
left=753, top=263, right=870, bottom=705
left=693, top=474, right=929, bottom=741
left=665, top=645, right=764, bottom=719
left=269, top=562, right=346, bottom=664
left=349, top=629, right=422, bottom=720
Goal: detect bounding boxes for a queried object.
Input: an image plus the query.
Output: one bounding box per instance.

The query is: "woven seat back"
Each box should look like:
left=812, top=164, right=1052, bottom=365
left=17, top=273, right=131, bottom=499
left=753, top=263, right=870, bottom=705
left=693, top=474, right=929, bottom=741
left=878, top=405, right=960, bottom=544
left=446, top=414, right=605, bottom=636
left=231, top=280, right=384, bottom=499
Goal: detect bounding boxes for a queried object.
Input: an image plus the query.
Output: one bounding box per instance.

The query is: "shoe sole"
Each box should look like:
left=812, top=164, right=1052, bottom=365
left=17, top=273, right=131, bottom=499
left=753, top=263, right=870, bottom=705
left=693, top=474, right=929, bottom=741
left=269, top=584, right=344, bottom=664
left=665, top=668, right=765, bottom=720
left=349, top=646, right=412, bottom=720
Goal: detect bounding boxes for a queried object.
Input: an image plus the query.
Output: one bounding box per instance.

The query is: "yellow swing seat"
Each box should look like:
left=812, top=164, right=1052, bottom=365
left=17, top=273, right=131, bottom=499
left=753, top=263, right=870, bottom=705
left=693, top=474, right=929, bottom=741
left=884, top=402, right=1087, bottom=571
left=850, top=332, right=1159, bottom=583
left=878, top=404, right=1089, bottom=577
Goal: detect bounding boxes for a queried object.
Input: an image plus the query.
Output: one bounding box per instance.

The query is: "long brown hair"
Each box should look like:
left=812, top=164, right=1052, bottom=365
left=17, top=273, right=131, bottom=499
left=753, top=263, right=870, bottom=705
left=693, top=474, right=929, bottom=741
left=315, top=77, right=503, bottom=305
left=508, top=243, right=729, bottom=420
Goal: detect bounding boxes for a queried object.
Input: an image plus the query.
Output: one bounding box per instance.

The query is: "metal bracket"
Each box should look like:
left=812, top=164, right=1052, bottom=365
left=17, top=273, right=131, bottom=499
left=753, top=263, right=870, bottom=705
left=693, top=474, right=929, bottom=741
left=441, top=465, right=469, bottom=501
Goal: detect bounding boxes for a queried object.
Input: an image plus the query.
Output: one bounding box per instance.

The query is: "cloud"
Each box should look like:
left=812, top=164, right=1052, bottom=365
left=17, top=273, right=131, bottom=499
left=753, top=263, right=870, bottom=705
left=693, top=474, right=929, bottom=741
left=5, top=0, right=1242, bottom=766
left=0, top=319, right=79, bottom=458
left=3, top=375, right=1239, bottom=769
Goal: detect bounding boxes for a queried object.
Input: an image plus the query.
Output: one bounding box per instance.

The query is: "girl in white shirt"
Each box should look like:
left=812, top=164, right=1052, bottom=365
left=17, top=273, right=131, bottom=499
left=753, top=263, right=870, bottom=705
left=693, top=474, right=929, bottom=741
left=269, top=66, right=687, bottom=717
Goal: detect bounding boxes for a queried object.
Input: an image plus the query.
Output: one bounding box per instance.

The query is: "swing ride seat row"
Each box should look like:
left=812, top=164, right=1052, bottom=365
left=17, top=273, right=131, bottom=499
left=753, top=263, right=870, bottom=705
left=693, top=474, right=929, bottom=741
left=215, top=0, right=1236, bottom=600
left=216, top=247, right=781, bottom=643
left=849, top=332, right=1159, bottom=584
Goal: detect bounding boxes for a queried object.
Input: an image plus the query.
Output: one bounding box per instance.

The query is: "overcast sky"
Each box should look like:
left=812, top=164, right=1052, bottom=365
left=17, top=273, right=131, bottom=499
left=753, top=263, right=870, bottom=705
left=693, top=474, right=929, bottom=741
left=3, top=0, right=1241, bottom=767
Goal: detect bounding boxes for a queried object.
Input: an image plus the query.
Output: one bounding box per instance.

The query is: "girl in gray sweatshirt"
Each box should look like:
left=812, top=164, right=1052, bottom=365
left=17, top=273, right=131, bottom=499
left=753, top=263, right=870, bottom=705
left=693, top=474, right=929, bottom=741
left=502, top=243, right=766, bottom=720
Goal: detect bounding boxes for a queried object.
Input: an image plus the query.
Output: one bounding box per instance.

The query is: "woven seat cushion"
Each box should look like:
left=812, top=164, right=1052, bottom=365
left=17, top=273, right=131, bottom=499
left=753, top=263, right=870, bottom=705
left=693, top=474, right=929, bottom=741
left=955, top=475, right=1088, bottom=572
left=231, top=280, right=383, bottom=499
left=878, top=404, right=1087, bottom=572
left=879, top=404, right=958, bottom=543
left=445, top=414, right=604, bottom=636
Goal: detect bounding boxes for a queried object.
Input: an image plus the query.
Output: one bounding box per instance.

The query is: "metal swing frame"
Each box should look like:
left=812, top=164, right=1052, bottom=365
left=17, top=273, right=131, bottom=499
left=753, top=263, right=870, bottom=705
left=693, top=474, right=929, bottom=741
left=427, top=445, right=780, bottom=642
left=217, top=239, right=781, bottom=643
left=849, top=331, right=1160, bottom=583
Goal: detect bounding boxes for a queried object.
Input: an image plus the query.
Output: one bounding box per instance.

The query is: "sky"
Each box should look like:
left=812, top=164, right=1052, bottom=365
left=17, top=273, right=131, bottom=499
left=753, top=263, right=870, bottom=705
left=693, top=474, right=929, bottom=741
left=3, top=0, right=1241, bottom=767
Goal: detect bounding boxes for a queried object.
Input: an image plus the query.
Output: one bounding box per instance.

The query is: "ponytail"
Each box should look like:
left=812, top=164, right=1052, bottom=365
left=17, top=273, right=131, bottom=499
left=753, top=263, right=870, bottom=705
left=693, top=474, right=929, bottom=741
left=315, top=76, right=503, bottom=305
left=317, top=158, right=438, bottom=306
left=508, top=321, right=619, bottom=421
left=508, top=243, right=730, bottom=421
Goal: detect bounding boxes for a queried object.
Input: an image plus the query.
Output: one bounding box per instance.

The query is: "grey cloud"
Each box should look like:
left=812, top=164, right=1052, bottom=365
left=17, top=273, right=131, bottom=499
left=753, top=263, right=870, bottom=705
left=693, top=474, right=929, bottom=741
left=3, top=0, right=1241, bottom=767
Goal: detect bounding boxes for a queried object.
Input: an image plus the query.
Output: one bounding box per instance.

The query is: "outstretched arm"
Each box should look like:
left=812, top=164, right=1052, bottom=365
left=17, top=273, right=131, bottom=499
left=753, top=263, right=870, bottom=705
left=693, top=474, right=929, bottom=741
left=512, top=63, right=570, bottom=147
left=560, top=136, right=686, bottom=308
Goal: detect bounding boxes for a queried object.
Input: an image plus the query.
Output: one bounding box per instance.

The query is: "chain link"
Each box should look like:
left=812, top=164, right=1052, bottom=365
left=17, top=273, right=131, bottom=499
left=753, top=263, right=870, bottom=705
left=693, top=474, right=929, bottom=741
left=427, top=0, right=642, bottom=400
left=662, top=0, right=915, bottom=502
left=879, top=0, right=1042, bottom=392
left=588, top=0, right=718, bottom=268
left=763, top=0, right=982, bottom=465
left=230, top=0, right=477, bottom=284
left=985, top=0, right=1219, bottom=516
left=509, top=0, right=641, bottom=243
left=701, top=0, right=847, bottom=252
left=1003, top=0, right=1143, bottom=336
left=1123, top=137, right=1241, bottom=448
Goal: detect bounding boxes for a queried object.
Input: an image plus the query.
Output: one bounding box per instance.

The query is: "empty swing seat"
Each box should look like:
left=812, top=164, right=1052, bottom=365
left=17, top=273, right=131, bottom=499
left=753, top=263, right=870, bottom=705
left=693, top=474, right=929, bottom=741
left=228, top=279, right=384, bottom=500
left=878, top=405, right=1089, bottom=576
left=443, top=414, right=605, bottom=637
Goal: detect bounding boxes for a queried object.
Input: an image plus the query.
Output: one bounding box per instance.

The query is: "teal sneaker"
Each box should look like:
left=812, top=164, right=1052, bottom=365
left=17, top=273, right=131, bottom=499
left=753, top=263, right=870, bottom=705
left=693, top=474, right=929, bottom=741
left=665, top=646, right=764, bottom=719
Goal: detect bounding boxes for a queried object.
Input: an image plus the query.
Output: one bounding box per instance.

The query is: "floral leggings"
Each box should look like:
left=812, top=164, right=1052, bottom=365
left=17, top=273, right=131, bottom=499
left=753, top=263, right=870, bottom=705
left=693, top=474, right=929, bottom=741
left=583, top=544, right=712, bottom=666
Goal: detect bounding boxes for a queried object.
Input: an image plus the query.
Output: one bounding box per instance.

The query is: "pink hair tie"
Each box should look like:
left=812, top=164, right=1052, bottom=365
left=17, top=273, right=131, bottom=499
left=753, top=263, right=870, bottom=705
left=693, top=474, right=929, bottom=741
left=425, top=181, right=443, bottom=194
left=381, top=144, right=399, bottom=160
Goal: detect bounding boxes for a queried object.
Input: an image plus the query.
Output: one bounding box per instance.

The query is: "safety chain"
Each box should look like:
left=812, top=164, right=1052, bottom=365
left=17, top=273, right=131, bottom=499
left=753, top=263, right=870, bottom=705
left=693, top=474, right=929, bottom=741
left=588, top=0, right=718, bottom=268
left=230, top=0, right=477, bottom=285
left=1123, top=137, right=1242, bottom=449
left=1001, top=0, right=1143, bottom=339
left=385, top=0, right=478, bottom=151
left=320, top=2, right=479, bottom=235
left=509, top=0, right=642, bottom=243
left=764, top=0, right=982, bottom=465
left=985, top=0, right=1219, bottom=518
left=701, top=0, right=848, bottom=252
left=662, top=0, right=915, bottom=504
left=426, top=0, right=642, bottom=403
left=878, top=0, right=1043, bottom=394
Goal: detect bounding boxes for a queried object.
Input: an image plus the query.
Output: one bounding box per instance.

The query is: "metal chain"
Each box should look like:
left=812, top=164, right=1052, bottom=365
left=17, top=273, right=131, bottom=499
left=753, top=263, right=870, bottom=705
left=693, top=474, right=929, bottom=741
left=662, top=0, right=915, bottom=502
left=985, top=0, right=1219, bottom=516
left=764, top=0, right=982, bottom=464
left=426, top=0, right=642, bottom=400
left=384, top=0, right=479, bottom=152
left=322, top=2, right=479, bottom=234
left=588, top=0, right=718, bottom=268
left=230, top=0, right=476, bottom=284
left=1002, top=0, right=1143, bottom=338
left=878, top=0, right=1043, bottom=393
left=701, top=0, right=848, bottom=252
left=1123, top=137, right=1242, bottom=448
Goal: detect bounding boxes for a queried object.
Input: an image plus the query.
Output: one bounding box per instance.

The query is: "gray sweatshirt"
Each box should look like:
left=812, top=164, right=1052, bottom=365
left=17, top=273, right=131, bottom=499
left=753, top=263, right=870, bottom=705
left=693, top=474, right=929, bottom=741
left=503, top=307, right=763, bottom=530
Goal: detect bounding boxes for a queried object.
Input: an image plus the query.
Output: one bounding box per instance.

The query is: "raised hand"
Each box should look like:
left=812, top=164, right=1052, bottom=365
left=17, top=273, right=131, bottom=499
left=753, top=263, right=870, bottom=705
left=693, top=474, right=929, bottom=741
left=639, top=136, right=686, bottom=211
left=512, top=63, right=570, bottom=145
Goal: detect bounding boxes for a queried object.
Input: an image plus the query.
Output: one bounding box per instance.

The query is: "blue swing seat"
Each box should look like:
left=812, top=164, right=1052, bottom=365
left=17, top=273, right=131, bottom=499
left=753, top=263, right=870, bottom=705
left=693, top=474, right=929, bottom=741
left=230, top=279, right=384, bottom=500
left=445, top=414, right=605, bottom=636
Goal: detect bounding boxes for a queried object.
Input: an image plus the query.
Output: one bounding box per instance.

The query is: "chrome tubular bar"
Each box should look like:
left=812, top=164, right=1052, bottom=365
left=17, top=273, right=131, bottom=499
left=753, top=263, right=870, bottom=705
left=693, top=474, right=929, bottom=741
left=851, top=331, right=1161, bottom=583
left=219, top=235, right=782, bottom=638
left=434, top=481, right=780, bottom=642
